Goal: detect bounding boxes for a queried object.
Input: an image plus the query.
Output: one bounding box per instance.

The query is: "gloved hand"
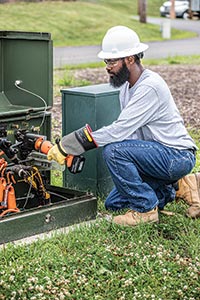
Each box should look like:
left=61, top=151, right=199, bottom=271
left=47, top=124, right=97, bottom=165
left=47, top=143, right=67, bottom=165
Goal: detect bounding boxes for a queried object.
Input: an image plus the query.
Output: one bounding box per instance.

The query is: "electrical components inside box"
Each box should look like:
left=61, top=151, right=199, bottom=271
left=0, top=124, right=60, bottom=218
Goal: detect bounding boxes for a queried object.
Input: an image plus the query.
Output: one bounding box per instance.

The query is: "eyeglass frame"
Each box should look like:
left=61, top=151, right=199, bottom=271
left=103, top=53, right=143, bottom=67
left=103, top=58, right=123, bottom=67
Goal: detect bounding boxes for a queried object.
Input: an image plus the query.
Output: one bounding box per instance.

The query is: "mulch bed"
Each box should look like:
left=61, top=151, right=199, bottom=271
left=51, top=65, right=200, bottom=138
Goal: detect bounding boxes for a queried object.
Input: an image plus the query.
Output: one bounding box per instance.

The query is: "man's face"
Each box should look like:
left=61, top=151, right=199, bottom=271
left=107, top=59, right=130, bottom=88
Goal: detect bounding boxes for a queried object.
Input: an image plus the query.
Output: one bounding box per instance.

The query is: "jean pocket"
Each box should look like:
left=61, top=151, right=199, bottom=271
left=169, top=153, right=195, bottom=179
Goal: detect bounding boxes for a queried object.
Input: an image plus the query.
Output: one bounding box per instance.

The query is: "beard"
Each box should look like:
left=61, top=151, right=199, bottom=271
left=108, top=60, right=130, bottom=88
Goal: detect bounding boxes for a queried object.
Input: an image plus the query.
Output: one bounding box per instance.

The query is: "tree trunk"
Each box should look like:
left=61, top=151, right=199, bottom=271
left=138, top=0, right=141, bottom=15
left=138, top=0, right=147, bottom=23
left=170, top=0, right=176, bottom=19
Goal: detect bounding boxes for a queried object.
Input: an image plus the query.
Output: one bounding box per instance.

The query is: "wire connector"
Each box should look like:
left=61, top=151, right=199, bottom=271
left=15, top=80, right=23, bottom=86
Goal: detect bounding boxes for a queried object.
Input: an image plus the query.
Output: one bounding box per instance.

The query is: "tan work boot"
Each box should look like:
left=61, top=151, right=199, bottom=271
left=113, top=207, right=159, bottom=226
left=176, top=173, right=200, bottom=218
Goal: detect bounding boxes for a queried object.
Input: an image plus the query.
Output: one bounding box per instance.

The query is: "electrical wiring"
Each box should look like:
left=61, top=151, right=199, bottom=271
left=14, top=82, right=48, bottom=129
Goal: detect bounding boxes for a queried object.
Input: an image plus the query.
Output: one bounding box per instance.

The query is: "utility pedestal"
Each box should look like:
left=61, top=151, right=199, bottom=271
left=61, top=83, right=120, bottom=196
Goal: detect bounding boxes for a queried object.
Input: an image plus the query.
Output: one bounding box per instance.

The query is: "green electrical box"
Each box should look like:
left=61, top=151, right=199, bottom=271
left=0, top=31, right=97, bottom=244
left=61, top=83, right=120, bottom=196
left=0, top=186, right=97, bottom=244
left=0, top=30, right=53, bottom=113
left=0, top=30, right=53, bottom=198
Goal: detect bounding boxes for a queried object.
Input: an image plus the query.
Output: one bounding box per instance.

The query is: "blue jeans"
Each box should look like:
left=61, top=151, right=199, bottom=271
left=102, top=140, right=196, bottom=212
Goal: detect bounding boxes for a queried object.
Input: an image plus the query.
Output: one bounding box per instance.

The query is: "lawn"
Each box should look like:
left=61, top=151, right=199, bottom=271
left=0, top=201, right=199, bottom=299
left=0, top=1, right=196, bottom=46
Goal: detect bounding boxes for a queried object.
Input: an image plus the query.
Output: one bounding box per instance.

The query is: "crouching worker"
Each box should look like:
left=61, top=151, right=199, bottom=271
left=48, top=26, right=197, bottom=226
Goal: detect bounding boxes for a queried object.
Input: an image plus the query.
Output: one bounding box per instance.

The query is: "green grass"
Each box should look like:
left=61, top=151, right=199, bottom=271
left=56, top=71, right=91, bottom=87
left=190, top=129, right=200, bottom=173
left=80, top=0, right=164, bottom=15
left=0, top=1, right=196, bottom=46
left=145, top=54, right=200, bottom=66
left=0, top=200, right=200, bottom=299
left=58, top=55, right=200, bottom=71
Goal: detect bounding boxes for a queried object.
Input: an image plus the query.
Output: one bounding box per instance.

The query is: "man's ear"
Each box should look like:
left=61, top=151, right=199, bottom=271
left=127, top=56, right=135, bottom=64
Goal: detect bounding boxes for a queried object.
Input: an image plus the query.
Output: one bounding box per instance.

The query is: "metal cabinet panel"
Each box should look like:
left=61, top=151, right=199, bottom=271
left=61, top=83, right=120, bottom=196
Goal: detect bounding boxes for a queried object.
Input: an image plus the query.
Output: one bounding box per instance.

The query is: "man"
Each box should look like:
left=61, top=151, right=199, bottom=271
left=48, top=25, right=197, bottom=226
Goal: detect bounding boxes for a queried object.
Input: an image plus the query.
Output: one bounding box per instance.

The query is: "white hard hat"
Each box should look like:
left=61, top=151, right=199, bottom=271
left=98, top=25, right=149, bottom=59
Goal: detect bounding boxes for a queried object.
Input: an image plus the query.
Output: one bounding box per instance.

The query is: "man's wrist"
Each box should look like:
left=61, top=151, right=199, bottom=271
left=75, top=124, right=98, bottom=151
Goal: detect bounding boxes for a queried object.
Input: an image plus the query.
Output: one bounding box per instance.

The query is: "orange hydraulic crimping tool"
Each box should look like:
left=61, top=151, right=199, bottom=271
left=14, top=130, right=85, bottom=174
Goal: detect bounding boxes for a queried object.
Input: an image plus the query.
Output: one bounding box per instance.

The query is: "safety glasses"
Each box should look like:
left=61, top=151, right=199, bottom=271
left=104, top=58, right=122, bottom=67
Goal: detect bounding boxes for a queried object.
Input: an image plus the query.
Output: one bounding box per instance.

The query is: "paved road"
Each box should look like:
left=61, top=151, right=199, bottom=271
left=54, top=17, right=200, bottom=68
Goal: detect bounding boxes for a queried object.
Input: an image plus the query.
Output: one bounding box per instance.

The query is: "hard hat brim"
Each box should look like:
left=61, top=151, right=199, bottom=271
left=98, top=43, right=149, bottom=59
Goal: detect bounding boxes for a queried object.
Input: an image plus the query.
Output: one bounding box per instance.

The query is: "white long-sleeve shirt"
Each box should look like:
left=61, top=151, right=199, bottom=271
left=92, top=69, right=197, bottom=150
